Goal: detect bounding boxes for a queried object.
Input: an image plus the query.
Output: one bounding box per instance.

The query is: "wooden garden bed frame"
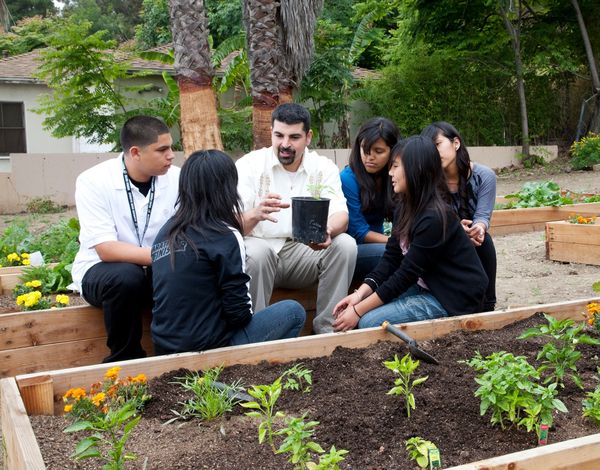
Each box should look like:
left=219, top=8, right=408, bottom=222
left=490, top=201, right=600, bottom=236
left=546, top=220, right=600, bottom=265
left=0, top=263, right=58, bottom=295
left=2, top=297, right=600, bottom=470
left=0, top=288, right=317, bottom=378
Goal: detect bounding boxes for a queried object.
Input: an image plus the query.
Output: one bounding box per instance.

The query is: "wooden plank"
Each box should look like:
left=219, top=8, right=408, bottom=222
left=0, top=378, right=46, bottom=470
left=4, top=297, right=600, bottom=469
left=547, top=241, right=600, bottom=265
left=450, top=433, right=600, bottom=469
left=0, top=272, right=23, bottom=294
left=0, top=263, right=58, bottom=276
left=270, top=285, right=317, bottom=311
left=13, top=296, right=597, bottom=415
left=546, top=220, right=600, bottom=244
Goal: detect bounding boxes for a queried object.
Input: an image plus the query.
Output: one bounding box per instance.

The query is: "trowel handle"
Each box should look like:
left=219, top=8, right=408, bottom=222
left=382, top=320, right=415, bottom=345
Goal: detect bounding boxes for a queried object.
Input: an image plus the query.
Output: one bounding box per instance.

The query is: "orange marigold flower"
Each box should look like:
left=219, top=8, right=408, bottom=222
left=107, top=384, right=119, bottom=398
left=587, top=302, right=600, bottom=314
left=104, top=366, right=121, bottom=381
left=588, top=318, right=595, bottom=326
left=64, top=404, right=73, bottom=413
left=92, top=392, right=106, bottom=407
left=102, top=405, right=109, bottom=414
left=131, top=373, right=147, bottom=384
left=64, top=387, right=87, bottom=401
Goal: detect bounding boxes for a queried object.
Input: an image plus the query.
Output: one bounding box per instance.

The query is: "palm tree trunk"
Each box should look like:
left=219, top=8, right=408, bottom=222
left=169, top=0, right=223, bottom=155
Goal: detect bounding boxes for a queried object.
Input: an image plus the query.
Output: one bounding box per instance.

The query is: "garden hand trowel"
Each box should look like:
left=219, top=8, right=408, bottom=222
left=381, top=321, right=439, bottom=365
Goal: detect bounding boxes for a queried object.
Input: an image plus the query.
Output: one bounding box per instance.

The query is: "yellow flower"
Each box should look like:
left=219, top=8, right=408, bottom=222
left=64, top=404, right=73, bottom=413
left=16, top=294, right=25, bottom=306
left=55, top=294, right=69, bottom=305
left=587, top=302, right=600, bottom=315
left=25, top=280, right=42, bottom=288
left=21, top=252, right=29, bottom=259
left=7, top=253, right=20, bottom=262
left=92, top=392, right=106, bottom=407
left=23, top=290, right=42, bottom=308
left=105, top=366, right=121, bottom=381
left=21, top=259, right=30, bottom=266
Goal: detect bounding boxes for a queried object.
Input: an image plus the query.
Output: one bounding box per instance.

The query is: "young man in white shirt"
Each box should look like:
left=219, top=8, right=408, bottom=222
left=236, top=103, right=357, bottom=333
left=71, top=116, right=180, bottom=362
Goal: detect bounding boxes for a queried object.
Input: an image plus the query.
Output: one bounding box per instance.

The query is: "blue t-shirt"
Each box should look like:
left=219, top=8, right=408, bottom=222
left=340, top=166, right=385, bottom=244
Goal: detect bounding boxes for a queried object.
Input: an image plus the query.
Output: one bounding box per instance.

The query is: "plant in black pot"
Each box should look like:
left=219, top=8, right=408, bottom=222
left=292, top=179, right=333, bottom=245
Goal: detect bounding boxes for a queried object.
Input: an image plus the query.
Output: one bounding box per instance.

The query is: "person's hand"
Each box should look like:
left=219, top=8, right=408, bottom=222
left=333, top=305, right=360, bottom=332
left=308, top=228, right=332, bottom=251
left=333, top=292, right=361, bottom=318
left=461, top=219, right=485, bottom=246
left=253, top=193, right=290, bottom=223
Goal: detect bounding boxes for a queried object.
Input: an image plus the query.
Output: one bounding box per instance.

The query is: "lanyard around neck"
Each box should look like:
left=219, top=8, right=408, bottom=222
left=122, top=156, right=156, bottom=247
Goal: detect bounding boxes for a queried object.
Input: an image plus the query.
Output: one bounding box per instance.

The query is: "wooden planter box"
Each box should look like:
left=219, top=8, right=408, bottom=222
left=2, top=297, right=600, bottom=470
left=0, top=288, right=317, bottom=378
left=0, top=263, right=58, bottom=295
left=490, top=201, right=600, bottom=236
left=546, top=220, right=600, bottom=265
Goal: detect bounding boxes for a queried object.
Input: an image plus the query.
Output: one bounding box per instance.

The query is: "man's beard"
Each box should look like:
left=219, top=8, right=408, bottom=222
left=277, top=146, right=296, bottom=166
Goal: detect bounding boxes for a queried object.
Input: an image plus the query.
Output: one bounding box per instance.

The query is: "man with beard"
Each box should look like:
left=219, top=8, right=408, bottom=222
left=236, top=103, right=357, bottom=334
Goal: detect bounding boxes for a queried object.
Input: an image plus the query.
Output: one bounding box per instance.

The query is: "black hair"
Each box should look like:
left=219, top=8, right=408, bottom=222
left=348, top=117, right=400, bottom=218
left=391, top=136, right=450, bottom=243
left=167, top=150, right=244, bottom=265
left=120, top=115, right=170, bottom=154
left=421, top=121, right=471, bottom=220
left=271, top=103, right=311, bottom=133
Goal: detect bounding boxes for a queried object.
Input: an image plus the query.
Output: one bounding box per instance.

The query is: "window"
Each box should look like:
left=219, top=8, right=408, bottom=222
left=0, top=102, right=26, bottom=156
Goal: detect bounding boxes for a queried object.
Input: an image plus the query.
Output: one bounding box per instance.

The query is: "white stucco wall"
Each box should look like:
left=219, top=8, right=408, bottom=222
left=0, top=82, right=73, bottom=154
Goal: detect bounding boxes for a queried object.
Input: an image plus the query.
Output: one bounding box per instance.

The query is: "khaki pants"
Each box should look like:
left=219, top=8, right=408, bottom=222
left=244, top=234, right=357, bottom=333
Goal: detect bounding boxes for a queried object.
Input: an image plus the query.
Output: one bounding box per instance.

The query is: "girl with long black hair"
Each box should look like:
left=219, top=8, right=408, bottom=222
left=341, top=117, right=400, bottom=281
left=151, top=150, right=305, bottom=354
left=421, top=121, right=497, bottom=311
left=333, top=136, right=487, bottom=331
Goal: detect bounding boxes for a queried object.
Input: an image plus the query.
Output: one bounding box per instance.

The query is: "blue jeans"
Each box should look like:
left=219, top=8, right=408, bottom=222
left=353, top=243, right=386, bottom=284
left=358, top=285, right=448, bottom=329
left=229, top=300, right=306, bottom=346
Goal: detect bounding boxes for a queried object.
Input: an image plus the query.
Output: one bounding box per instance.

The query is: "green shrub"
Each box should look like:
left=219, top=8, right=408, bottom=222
left=25, top=197, right=66, bottom=214
left=570, top=133, right=600, bottom=170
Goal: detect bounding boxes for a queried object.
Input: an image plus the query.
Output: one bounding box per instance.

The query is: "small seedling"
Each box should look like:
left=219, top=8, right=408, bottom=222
left=282, top=363, right=313, bottom=393
left=241, top=377, right=285, bottom=451
left=276, top=413, right=324, bottom=468
left=383, top=353, right=428, bottom=418
left=306, top=446, right=349, bottom=470
left=518, top=313, right=600, bottom=388
left=405, top=437, right=439, bottom=469
left=583, top=368, right=600, bottom=425
left=167, top=367, right=243, bottom=423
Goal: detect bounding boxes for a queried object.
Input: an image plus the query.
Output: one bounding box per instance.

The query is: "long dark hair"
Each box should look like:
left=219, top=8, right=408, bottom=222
left=167, top=150, right=244, bottom=261
left=391, top=136, right=450, bottom=243
left=421, top=121, right=471, bottom=220
left=348, top=117, right=400, bottom=218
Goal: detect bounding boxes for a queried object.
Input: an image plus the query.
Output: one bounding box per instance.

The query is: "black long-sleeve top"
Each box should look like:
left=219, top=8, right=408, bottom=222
left=151, top=220, right=253, bottom=354
left=364, top=206, right=487, bottom=316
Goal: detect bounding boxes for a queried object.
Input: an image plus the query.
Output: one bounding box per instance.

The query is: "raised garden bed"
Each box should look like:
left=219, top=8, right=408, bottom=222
left=546, top=220, right=600, bottom=265
left=0, top=263, right=58, bottom=295
left=2, top=297, right=600, bottom=469
left=490, top=201, right=600, bottom=236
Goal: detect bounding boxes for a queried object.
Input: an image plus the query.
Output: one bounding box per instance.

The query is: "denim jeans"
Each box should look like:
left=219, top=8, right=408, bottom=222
left=229, top=300, right=306, bottom=346
left=353, top=242, right=386, bottom=284
left=358, top=285, right=448, bottom=329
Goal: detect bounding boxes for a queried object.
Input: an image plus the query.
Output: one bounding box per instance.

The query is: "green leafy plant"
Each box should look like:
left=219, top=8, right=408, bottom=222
left=405, top=437, right=439, bottom=469
left=383, top=353, right=429, bottom=418
left=276, top=413, right=325, bottom=469
left=28, top=217, right=80, bottom=263
left=25, top=197, right=66, bottom=214
left=582, top=368, right=600, bottom=425
left=282, top=363, right=313, bottom=393
left=17, top=264, right=73, bottom=295
left=241, top=377, right=285, bottom=451
left=306, top=183, right=334, bottom=200
left=503, top=181, right=571, bottom=208
left=167, top=367, right=243, bottom=423
left=463, top=351, right=567, bottom=435
left=0, top=220, right=32, bottom=262
left=570, top=132, right=600, bottom=170
left=13, top=279, right=70, bottom=310
left=518, top=313, right=600, bottom=388
left=306, top=446, right=349, bottom=470
left=64, top=402, right=141, bottom=469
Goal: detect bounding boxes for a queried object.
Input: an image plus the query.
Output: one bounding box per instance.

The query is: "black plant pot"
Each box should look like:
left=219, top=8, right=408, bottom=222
left=291, top=197, right=330, bottom=244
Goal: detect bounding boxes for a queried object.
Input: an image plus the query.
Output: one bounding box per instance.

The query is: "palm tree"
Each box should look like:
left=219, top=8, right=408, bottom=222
left=243, top=0, right=323, bottom=149
left=169, top=0, right=223, bottom=154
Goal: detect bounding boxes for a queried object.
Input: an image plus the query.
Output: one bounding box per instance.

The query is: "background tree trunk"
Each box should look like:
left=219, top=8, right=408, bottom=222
left=169, top=0, right=223, bottom=155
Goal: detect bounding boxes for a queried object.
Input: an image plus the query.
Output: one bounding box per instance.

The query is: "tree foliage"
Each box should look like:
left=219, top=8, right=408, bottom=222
left=5, top=0, right=55, bottom=22
left=0, top=14, right=57, bottom=56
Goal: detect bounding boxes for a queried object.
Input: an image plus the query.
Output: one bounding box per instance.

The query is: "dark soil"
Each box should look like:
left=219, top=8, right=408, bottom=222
left=30, top=313, right=600, bottom=469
